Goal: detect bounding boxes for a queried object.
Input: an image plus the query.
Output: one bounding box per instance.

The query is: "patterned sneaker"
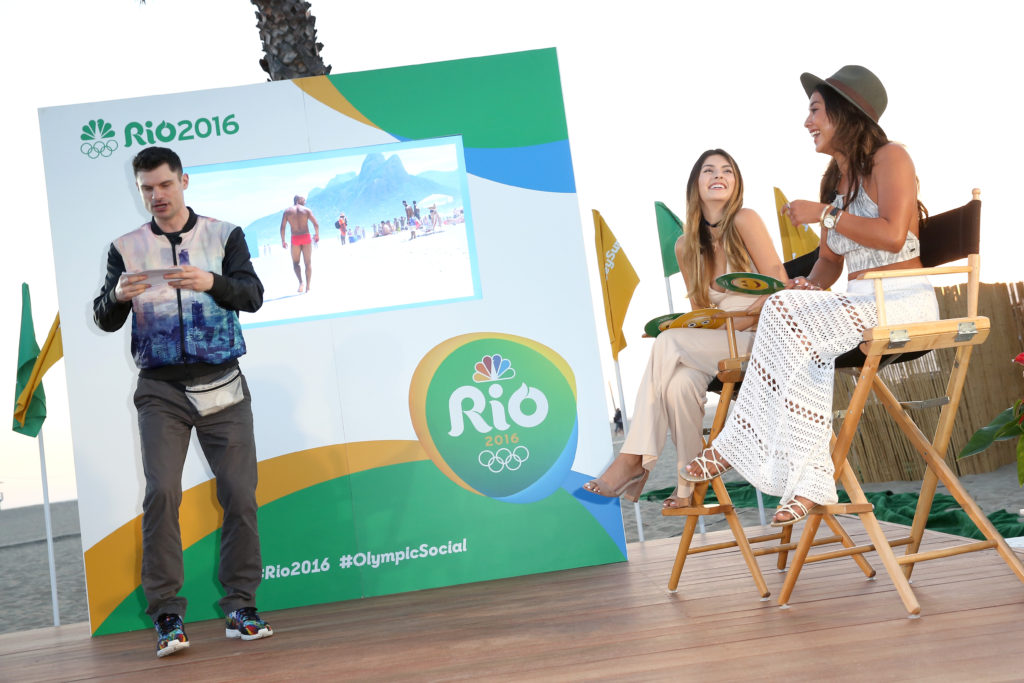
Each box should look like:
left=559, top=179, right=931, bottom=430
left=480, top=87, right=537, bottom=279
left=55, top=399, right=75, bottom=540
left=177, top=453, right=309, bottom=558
left=154, top=613, right=189, bottom=658
left=225, top=606, right=273, bottom=641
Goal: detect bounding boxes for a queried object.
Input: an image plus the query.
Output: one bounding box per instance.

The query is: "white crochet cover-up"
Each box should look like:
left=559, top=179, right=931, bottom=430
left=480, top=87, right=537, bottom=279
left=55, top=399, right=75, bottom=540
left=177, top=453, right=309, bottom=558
left=711, top=197, right=939, bottom=505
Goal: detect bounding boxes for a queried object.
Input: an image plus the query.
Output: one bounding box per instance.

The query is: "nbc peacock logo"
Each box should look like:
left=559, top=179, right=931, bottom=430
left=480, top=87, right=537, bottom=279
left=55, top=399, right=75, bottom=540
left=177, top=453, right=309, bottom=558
left=79, top=119, right=119, bottom=159
left=409, top=333, right=578, bottom=504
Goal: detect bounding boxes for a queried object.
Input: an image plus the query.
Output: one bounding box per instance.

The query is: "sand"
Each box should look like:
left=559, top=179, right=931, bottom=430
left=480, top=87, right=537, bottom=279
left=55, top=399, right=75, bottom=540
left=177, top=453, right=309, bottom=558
left=611, top=432, right=1024, bottom=544
left=3, top=440, right=1022, bottom=635
left=1, top=501, right=87, bottom=634
left=244, top=225, right=474, bottom=326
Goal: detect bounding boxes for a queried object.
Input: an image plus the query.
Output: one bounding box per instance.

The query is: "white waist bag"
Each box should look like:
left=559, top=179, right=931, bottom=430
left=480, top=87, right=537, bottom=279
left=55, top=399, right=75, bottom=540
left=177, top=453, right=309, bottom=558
left=184, top=368, right=243, bottom=416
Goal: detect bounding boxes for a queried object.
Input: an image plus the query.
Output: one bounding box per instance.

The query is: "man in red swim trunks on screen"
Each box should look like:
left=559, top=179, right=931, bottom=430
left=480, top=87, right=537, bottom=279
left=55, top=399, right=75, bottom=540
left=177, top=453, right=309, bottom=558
left=279, top=195, right=319, bottom=293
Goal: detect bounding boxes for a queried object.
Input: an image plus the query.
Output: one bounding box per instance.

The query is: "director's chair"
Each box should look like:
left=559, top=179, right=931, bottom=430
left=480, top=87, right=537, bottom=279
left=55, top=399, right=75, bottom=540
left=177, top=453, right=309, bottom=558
left=662, top=251, right=876, bottom=600
left=776, top=189, right=1024, bottom=615
left=664, top=190, right=1024, bottom=615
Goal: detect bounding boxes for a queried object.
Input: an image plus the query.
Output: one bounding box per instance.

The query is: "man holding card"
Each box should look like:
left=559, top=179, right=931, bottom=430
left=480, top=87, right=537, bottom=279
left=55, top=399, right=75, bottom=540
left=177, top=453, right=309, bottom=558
left=92, top=146, right=272, bottom=657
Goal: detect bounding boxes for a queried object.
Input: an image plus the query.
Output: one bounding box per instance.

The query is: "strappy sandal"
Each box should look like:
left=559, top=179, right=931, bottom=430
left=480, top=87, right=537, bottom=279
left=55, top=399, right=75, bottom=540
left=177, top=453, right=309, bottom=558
left=770, top=498, right=814, bottom=527
left=680, top=448, right=732, bottom=483
left=584, top=468, right=650, bottom=503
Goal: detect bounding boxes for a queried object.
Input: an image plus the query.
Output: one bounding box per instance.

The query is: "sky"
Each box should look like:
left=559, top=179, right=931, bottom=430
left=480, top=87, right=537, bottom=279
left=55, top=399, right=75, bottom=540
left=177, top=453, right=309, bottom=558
left=187, top=139, right=461, bottom=228
left=2, top=0, right=1021, bottom=510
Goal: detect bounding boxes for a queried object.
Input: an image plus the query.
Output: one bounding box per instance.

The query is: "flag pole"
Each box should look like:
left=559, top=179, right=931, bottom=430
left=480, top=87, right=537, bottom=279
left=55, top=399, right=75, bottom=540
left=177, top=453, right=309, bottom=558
left=594, top=210, right=645, bottom=542
left=610, top=360, right=626, bottom=436
left=664, top=278, right=675, bottom=314
left=38, top=428, right=60, bottom=626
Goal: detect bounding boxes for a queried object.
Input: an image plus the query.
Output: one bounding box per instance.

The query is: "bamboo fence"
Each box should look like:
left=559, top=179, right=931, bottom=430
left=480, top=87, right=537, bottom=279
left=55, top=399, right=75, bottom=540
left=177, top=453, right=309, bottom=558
left=836, top=282, right=1024, bottom=482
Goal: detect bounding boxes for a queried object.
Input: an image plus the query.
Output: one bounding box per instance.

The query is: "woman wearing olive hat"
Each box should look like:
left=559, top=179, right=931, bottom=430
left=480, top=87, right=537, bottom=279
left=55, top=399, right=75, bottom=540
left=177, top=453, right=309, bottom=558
left=681, top=65, right=939, bottom=526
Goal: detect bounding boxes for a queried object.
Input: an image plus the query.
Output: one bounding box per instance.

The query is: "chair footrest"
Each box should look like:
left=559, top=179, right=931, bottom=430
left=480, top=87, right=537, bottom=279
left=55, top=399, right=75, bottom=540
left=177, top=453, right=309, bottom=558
left=661, top=504, right=733, bottom=517
left=688, top=531, right=788, bottom=555
left=812, top=503, right=874, bottom=515
left=897, top=540, right=997, bottom=565
left=752, top=534, right=842, bottom=557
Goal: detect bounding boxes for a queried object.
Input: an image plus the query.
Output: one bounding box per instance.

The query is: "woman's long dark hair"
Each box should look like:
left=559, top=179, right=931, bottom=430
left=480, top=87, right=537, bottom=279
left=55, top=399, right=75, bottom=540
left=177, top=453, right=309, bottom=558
left=816, top=85, right=927, bottom=224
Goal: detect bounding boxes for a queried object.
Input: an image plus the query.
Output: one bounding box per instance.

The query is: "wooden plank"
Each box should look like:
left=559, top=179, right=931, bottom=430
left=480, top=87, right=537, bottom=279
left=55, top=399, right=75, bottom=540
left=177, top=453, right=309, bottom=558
left=859, top=318, right=990, bottom=355
left=661, top=504, right=732, bottom=516
left=858, top=264, right=974, bottom=279
left=813, top=503, right=874, bottom=514
left=2, top=523, right=1023, bottom=681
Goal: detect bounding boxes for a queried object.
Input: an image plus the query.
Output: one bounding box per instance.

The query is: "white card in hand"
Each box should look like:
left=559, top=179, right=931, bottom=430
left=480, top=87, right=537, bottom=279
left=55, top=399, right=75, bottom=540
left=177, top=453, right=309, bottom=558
left=132, top=268, right=184, bottom=287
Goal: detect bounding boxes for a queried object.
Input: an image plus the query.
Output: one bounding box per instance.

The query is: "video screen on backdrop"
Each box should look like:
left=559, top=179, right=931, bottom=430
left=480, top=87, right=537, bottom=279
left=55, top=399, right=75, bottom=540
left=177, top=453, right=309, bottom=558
left=185, top=136, right=480, bottom=328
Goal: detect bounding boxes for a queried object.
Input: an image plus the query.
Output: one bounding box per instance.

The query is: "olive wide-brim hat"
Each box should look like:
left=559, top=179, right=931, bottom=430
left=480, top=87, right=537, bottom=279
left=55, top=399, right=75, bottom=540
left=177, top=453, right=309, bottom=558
left=801, top=65, right=887, bottom=123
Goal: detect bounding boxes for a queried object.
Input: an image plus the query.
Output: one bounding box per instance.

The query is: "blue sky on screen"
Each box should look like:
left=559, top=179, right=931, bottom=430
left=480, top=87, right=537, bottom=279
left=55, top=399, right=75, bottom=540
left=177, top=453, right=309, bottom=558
left=187, top=139, right=461, bottom=228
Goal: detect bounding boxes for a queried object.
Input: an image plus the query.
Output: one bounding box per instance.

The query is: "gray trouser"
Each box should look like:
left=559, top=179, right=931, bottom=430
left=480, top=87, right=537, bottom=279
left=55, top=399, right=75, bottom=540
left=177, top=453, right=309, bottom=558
left=134, top=372, right=261, bottom=621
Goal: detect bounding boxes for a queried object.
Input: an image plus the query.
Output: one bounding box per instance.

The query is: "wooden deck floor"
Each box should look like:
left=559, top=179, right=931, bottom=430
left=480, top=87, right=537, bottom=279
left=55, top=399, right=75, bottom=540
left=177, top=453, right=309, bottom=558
left=3, top=520, right=1024, bottom=682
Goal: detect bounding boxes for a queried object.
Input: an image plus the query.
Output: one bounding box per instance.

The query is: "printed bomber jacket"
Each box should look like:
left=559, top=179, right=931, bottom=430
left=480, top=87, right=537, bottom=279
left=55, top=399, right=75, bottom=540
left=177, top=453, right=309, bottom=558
left=93, top=208, right=263, bottom=381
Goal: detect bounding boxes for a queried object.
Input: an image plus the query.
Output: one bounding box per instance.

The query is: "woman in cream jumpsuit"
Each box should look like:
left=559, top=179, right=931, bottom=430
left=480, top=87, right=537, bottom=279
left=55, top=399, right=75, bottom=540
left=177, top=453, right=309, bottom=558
left=585, top=149, right=789, bottom=508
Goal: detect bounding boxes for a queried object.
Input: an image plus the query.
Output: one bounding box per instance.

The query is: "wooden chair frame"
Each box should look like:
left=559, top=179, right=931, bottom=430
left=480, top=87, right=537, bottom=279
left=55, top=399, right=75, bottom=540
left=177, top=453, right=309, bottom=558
left=778, top=245, right=1024, bottom=614
left=664, top=190, right=1024, bottom=614
left=662, top=310, right=875, bottom=600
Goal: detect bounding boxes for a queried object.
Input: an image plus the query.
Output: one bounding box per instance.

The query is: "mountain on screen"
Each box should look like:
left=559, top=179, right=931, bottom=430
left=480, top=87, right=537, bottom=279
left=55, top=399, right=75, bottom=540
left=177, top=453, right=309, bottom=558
left=242, top=153, right=461, bottom=247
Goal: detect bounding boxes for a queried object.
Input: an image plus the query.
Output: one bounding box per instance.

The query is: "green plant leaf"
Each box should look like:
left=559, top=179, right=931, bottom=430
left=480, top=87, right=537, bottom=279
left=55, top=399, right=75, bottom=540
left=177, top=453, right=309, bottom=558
left=1017, top=436, right=1024, bottom=487
left=959, top=407, right=1019, bottom=458
left=994, top=417, right=1024, bottom=440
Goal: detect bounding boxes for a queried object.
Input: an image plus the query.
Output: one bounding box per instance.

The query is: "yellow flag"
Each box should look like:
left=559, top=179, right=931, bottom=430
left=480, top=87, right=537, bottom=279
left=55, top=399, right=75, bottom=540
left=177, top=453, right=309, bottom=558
left=14, top=313, right=62, bottom=428
left=774, top=187, right=819, bottom=261
left=593, top=210, right=639, bottom=361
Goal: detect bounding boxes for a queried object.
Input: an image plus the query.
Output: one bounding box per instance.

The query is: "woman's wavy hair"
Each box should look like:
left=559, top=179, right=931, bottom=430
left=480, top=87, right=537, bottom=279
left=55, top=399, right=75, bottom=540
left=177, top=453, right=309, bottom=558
left=815, top=86, right=927, bottom=224
left=679, top=149, right=752, bottom=308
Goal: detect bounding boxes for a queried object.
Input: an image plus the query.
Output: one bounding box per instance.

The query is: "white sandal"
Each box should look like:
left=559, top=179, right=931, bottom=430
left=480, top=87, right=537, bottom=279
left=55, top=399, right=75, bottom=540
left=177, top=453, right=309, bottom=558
left=680, top=448, right=732, bottom=483
left=770, top=498, right=813, bottom=527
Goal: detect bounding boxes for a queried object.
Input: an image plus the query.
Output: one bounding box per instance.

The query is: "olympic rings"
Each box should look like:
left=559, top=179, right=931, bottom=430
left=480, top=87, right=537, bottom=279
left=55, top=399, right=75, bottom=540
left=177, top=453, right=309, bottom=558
left=478, top=445, right=530, bottom=473
left=79, top=139, right=118, bottom=159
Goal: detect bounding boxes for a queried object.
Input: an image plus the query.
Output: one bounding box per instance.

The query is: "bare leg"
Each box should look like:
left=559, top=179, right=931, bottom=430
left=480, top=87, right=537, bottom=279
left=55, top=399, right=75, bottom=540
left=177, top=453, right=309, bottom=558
left=301, top=243, right=313, bottom=292
left=290, top=243, right=303, bottom=292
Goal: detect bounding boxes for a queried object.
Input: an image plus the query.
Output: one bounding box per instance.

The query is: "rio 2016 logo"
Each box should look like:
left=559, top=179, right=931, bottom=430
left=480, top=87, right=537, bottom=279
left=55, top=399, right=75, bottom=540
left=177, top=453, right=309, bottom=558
left=77, top=114, right=240, bottom=159
left=123, top=115, right=239, bottom=147
left=409, top=333, right=578, bottom=504
left=80, top=119, right=118, bottom=159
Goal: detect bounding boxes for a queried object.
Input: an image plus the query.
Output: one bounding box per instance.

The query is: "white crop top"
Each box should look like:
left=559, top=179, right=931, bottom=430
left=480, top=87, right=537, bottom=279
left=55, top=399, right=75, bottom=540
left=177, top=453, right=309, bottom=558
left=826, top=187, right=920, bottom=273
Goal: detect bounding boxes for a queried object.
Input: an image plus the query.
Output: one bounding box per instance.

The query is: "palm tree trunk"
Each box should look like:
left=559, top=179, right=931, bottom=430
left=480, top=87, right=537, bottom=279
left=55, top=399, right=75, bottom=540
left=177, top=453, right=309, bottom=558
left=251, top=0, right=331, bottom=80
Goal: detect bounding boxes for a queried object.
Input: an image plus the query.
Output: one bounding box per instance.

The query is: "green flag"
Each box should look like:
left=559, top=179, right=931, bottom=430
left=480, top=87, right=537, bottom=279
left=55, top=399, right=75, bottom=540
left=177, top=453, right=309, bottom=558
left=13, top=283, right=46, bottom=437
left=654, top=201, right=684, bottom=277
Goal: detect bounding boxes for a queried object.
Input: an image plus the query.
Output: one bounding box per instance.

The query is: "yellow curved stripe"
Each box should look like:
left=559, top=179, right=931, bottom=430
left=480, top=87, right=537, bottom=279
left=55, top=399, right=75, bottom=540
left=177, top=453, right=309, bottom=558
left=83, top=439, right=427, bottom=633
left=293, top=76, right=382, bottom=130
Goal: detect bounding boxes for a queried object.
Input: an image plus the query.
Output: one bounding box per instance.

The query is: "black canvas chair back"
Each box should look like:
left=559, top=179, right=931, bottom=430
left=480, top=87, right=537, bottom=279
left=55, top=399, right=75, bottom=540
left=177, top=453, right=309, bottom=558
left=785, top=248, right=818, bottom=279
left=833, top=196, right=981, bottom=369
left=920, top=197, right=981, bottom=267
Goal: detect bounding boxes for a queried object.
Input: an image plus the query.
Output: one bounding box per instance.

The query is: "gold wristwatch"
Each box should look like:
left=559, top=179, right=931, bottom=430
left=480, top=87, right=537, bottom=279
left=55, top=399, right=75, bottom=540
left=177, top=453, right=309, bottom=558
left=822, top=206, right=841, bottom=229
